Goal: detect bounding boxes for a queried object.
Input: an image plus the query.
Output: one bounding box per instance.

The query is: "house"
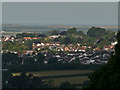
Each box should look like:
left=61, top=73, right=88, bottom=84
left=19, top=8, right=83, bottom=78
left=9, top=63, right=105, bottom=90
left=9, top=36, right=15, bottom=40
left=33, top=42, right=45, bottom=50
left=55, top=55, right=61, bottom=58
left=109, top=45, right=114, bottom=49
left=95, top=48, right=100, bottom=51
left=22, top=50, right=33, bottom=55
left=78, top=47, right=86, bottom=52
left=104, top=46, right=109, bottom=51
left=64, top=47, right=70, bottom=51
left=3, top=37, right=9, bottom=41
left=111, top=41, right=117, bottom=46
left=103, top=45, right=114, bottom=51
left=44, top=60, right=48, bottom=64
left=32, top=37, right=40, bottom=40
left=45, top=43, right=50, bottom=46
left=49, top=35, right=60, bottom=39
left=100, top=60, right=108, bottom=64
left=56, top=47, right=64, bottom=51
left=24, top=37, right=31, bottom=40
left=69, top=57, right=76, bottom=62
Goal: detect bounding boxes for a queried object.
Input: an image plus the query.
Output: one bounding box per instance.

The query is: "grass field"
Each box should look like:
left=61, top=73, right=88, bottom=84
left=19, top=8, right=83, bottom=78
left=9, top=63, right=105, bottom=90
left=12, top=70, right=92, bottom=77
left=12, top=70, right=93, bottom=87
left=44, top=76, right=90, bottom=87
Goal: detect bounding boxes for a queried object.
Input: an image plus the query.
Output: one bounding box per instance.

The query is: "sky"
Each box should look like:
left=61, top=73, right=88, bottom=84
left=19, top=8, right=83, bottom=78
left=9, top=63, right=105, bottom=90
left=2, top=2, right=118, bottom=26
left=1, top=0, right=119, bottom=2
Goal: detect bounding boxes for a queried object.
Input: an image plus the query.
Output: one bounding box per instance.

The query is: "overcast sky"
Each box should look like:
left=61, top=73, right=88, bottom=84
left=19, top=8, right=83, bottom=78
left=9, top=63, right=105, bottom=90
left=2, top=2, right=118, bottom=26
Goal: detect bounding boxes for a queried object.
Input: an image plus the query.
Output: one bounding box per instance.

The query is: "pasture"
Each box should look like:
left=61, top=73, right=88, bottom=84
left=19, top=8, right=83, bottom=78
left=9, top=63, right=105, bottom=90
left=12, top=70, right=93, bottom=86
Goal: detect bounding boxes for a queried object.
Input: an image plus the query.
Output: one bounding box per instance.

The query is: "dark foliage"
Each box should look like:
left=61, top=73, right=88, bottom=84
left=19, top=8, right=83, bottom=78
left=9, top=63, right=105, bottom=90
left=65, top=37, right=72, bottom=44
left=87, top=27, right=106, bottom=38
left=2, top=52, right=22, bottom=65
left=86, top=31, right=120, bottom=89
left=38, top=34, right=46, bottom=37
left=59, top=31, right=67, bottom=35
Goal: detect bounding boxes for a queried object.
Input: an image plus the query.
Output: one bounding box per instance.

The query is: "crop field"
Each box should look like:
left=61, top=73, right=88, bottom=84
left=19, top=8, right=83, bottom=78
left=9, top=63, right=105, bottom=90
left=44, top=76, right=89, bottom=87
left=12, top=70, right=93, bottom=86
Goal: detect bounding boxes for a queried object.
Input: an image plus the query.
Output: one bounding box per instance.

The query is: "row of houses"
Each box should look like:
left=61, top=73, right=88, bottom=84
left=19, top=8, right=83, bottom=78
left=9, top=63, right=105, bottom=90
left=41, top=49, right=112, bottom=64
left=2, top=35, right=117, bottom=57
left=32, top=41, right=116, bottom=52
left=1, top=36, right=41, bottom=41
left=32, top=42, right=88, bottom=52
left=1, top=34, right=62, bottom=41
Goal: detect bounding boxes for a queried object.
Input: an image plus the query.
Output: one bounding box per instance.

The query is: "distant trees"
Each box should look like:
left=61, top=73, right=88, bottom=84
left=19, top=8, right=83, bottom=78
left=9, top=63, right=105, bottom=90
left=38, top=34, right=46, bottom=37
left=2, top=52, right=46, bottom=65
left=87, top=27, right=106, bottom=38
left=3, top=41, right=29, bottom=53
left=24, top=57, right=35, bottom=64
left=24, top=40, right=34, bottom=50
left=48, top=57, right=58, bottom=64
left=3, top=71, right=78, bottom=88
left=10, top=72, right=29, bottom=88
left=2, top=70, right=13, bottom=88
left=67, top=28, right=77, bottom=34
left=2, top=35, right=4, bottom=38
left=3, top=72, right=51, bottom=88
left=3, top=27, right=116, bottom=53
left=59, top=82, right=73, bottom=88
left=2, top=52, right=22, bottom=65
left=65, top=37, right=72, bottom=45
left=59, top=31, right=67, bottom=35
left=16, top=34, right=23, bottom=39
left=35, top=53, right=45, bottom=64
left=51, top=30, right=59, bottom=35
left=86, top=27, right=116, bottom=48
left=16, top=33, right=38, bottom=39
left=54, top=37, right=60, bottom=42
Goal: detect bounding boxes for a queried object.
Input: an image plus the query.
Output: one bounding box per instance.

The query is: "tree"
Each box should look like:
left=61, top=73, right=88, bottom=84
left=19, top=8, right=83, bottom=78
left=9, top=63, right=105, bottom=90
left=24, top=57, right=35, bottom=64
left=35, top=53, right=45, bottom=64
left=87, top=27, right=106, bottom=38
left=2, top=52, right=22, bottom=65
left=64, top=37, right=72, bottom=45
left=9, top=72, right=29, bottom=88
left=47, top=79, right=54, bottom=88
left=24, top=40, right=34, bottom=50
left=38, top=34, right=46, bottom=37
left=51, top=30, right=59, bottom=35
left=2, top=72, right=50, bottom=90
left=77, top=31, right=85, bottom=36
left=67, top=28, right=77, bottom=34
left=59, top=82, right=72, bottom=88
left=54, top=38, right=60, bottom=42
left=48, top=57, right=58, bottom=64
left=16, top=34, right=23, bottom=39
left=86, top=31, right=120, bottom=89
left=59, top=31, right=67, bottom=35
left=2, top=70, right=13, bottom=88
left=2, top=35, right=4, bottom=38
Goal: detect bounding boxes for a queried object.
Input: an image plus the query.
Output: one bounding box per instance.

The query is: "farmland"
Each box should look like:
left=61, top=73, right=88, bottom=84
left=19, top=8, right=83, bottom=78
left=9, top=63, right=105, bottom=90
left=12, top=70, right=93, bottom=87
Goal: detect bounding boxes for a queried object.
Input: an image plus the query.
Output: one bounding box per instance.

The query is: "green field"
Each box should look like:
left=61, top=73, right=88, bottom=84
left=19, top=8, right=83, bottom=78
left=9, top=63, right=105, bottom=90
left=12, top=70, right=93, bottom=87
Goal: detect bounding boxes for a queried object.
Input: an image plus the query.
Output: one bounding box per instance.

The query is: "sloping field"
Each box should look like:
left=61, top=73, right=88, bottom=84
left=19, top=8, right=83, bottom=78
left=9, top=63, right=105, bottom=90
left=12, top=70, right=92, bottom=77
left=12, top=70, right=93, bottom=87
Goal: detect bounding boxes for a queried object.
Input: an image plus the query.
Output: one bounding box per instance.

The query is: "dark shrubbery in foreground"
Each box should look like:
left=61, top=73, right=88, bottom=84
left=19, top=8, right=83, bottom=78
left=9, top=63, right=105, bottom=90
left=3, top=71, right=79, bottom=89
left=4, top=63, right=103, bottom=73
left=85, top=31, right=120, bottom=89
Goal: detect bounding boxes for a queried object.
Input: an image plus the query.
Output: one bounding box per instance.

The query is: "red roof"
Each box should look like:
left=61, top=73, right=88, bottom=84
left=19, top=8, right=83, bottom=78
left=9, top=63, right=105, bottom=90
left=24, top=37, right=31, bottom=40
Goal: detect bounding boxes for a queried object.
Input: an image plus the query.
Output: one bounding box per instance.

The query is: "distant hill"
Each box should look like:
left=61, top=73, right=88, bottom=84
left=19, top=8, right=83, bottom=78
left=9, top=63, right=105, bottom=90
left=2, top=24, right=118, bottom=33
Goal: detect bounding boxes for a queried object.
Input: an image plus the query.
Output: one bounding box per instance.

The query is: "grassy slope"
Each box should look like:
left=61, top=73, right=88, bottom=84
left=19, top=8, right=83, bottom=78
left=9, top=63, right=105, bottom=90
left=12, top=70, right=93, bottom=86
